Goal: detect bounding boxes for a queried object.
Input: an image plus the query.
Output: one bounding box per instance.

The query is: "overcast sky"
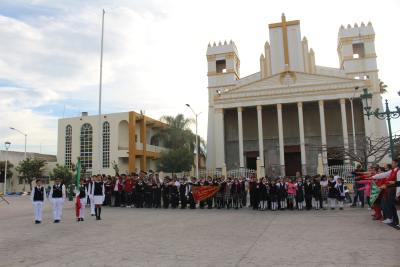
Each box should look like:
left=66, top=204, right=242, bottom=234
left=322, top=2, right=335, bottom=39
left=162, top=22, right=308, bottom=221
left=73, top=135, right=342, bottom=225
left=1, top=0, right=399, bottom=155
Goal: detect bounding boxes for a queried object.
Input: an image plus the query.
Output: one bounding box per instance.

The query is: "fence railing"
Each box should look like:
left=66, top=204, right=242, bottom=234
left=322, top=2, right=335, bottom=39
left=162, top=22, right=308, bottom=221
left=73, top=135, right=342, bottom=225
left=327, top=165, right=355, bottom=184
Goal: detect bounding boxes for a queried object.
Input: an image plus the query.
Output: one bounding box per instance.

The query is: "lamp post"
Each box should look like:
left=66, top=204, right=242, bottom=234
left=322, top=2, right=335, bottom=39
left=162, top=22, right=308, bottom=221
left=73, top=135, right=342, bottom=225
left=186, top=104, right=202, bottom=179
left=360, top=88, right=400, bottom=159
left=10, top=127, right=27, bottom=190
left=4, top=142, right=11, bottom=194
left=349, top=87, right=359, bottom=167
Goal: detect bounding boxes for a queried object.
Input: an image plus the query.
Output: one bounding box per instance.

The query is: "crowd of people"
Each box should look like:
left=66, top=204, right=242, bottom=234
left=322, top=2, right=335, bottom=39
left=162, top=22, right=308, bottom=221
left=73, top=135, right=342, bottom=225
left=30, top=159, right=400, bottom=230
left=352, top=159, right=400, bottom=231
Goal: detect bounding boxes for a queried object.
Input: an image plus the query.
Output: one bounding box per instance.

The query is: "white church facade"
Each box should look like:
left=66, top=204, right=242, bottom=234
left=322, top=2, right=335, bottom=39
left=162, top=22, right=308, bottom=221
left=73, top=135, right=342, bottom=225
left=206, top=14, right=388, bottom=176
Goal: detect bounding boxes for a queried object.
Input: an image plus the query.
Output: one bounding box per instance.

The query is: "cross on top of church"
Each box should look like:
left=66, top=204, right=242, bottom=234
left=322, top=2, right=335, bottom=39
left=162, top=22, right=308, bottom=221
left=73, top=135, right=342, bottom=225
left=269, top=13, right=300, bottom=65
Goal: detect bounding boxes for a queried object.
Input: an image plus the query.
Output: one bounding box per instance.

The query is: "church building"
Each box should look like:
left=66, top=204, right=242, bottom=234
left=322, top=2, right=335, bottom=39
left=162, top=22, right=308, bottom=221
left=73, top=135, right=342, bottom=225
left=206, top=14, right=388, bottom=176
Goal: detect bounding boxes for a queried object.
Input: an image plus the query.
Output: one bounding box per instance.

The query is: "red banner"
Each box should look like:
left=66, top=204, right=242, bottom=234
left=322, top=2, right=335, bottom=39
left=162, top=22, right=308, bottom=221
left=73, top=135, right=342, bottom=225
left=192, top=186, right=220, bottom=202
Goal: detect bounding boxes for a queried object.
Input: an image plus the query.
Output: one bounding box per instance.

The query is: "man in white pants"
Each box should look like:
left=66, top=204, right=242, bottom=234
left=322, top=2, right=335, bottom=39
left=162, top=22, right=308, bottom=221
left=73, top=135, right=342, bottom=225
left=75, top=179, right=88, bottom=221
left=49, top=178, right=66, bottom=223
left=30, top=179, right=46, bottom=224
left=88, top=175, right=96, bottom=216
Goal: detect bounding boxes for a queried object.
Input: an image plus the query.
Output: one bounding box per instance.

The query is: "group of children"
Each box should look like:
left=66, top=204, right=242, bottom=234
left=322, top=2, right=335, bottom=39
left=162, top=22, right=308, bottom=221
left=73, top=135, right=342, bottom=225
left=31, top=171, right=351, bottom=224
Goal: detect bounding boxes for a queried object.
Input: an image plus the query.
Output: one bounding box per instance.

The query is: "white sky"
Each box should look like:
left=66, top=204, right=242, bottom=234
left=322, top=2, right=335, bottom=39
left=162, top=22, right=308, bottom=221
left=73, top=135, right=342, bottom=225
left=1, top=0, right=399, bottom=155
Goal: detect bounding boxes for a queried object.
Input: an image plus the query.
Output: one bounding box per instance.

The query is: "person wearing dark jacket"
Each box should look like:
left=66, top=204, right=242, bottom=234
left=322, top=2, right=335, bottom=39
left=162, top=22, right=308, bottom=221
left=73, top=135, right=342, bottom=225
left=304, top=176, right=313, bottom=210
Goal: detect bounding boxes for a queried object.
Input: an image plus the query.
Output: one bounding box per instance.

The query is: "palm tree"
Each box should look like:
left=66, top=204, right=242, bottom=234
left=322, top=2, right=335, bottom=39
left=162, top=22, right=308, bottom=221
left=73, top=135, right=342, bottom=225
left=151, top=114, right=207, bottom=163
left=379, top=79, right=388, bottom=94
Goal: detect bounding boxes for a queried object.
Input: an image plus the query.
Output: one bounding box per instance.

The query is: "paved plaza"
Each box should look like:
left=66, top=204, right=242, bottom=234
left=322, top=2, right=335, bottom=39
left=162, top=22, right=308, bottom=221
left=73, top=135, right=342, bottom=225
left=1, top=196, right=399, bottom=267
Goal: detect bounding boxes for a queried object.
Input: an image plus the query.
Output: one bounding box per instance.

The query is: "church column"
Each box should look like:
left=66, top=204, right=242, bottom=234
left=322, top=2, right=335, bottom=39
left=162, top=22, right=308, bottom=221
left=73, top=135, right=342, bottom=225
left=277, top=103, right=285, bottom=176
left=318, top=100, right=328, bottom=174
left=237, top=107, right=244, bottom=169
left=257, top=106, right=265, bottom=177
left=214, top=108, right=225, bottom=171
left=340, top=99, right=350, bottom=164
left=297, top=102, right=307, bottom=175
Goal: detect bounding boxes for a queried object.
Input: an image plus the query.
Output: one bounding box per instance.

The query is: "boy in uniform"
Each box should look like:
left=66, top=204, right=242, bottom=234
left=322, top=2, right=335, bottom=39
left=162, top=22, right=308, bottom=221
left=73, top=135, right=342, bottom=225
left=49, top=178, right=66, bottom=223
left=31, top=179, right=46, bottom=224
left=180, top=178, right=188, bottom=209
left=161, top=178, right=170, bottom=209
left=188, top=177, right=197, bottom=209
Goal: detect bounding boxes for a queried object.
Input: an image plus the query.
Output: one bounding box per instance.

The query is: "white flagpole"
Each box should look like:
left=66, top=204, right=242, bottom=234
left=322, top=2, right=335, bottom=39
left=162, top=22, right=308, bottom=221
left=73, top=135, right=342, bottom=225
left=98, top=9, right=105, bottom=175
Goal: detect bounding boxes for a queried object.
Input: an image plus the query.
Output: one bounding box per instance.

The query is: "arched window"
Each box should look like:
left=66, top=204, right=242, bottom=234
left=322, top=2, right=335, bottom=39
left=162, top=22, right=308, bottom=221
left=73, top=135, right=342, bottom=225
left=80, top=123, right=93, bottom=169
left=102, top=121, right=110, bottom=168
left=65, top=125, right=72, bottom=169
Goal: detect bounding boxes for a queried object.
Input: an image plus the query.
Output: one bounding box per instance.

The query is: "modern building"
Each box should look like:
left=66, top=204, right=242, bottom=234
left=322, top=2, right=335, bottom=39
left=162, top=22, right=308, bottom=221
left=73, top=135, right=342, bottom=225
left=57, top=111, right=172, bottom=177
left=206, top=14, right=389, bottom=176
left=0, top=151, right=57, bottom=193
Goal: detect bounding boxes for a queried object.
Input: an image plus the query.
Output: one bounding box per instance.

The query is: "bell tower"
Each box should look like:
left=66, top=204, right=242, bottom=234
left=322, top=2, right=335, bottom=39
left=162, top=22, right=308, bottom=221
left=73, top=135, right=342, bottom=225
left=205, top=40, right=240, bottom=170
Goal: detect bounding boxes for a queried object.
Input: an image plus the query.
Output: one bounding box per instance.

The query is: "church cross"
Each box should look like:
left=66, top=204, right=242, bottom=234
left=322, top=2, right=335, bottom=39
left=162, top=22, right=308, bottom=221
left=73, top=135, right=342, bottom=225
left=269, top=13, right=300, bottom=65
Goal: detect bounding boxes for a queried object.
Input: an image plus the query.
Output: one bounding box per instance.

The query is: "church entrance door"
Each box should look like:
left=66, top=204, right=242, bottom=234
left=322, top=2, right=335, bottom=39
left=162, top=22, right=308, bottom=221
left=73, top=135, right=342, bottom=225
left=284, top=146, right=301, bottom=176
left=245, top=151, right=259, bottom=170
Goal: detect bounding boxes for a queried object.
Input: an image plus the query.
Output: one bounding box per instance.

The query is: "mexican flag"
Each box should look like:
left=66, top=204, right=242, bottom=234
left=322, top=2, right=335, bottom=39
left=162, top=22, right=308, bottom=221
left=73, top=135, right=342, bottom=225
left=75, top=158, right=81, bottom=219
left=369, top=181, right=381, bottom=206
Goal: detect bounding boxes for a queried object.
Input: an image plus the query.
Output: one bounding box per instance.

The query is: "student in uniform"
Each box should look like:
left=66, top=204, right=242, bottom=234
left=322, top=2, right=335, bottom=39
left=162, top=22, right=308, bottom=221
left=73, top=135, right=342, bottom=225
left=249, top=177, right=259, bottom=210
left=258, top=177, right=268, bottom=211
left=105, top=178, right=112, bottom=207
left=304, top=176, right=313, bottom=210
left=231, top=178, right=242, bottom=210
left=269, top=179, right=278, bottom=211
left=213, top=175, right=218, bottom=208
left=198, top=178, right=206, bottom=209
left=224, top=178, right=232, bottom=209
left=180, top=178, right=188, bottom=209
left=335, top=178, right=345, bottom=210
left=88, top=175, right=96, bottom=215
left=277, top=177, right=287, bottom=211
left=170, top=180, right=178, bottom=209
left=320, top=175, right=329, bottom=210
left=328, top=175, right=337, bottom=210
left=286, top=178, right=296, bottom=211
left=123, top=174, right=133, bottom=208
left=153, top=181, right=162, bottom=209
left=76, top=179, right=88, bottom=221
left=238, top=175, right=247, bottom=208
left=92, top=175, right=105, bottom=220
left=205, top=176, right=214, bottom=209
left=135, top=179, right=145, bottom=208
left=31, top=179, right=46, bottom=224
left=85, top=177, right=91, bottom=206
left=49, top=178, right=66, bottom=223
left=313, top=175, right=321, bottom=210
left=113, top=176, right=122, bottom=207
left=295, top=177, right=304, bottom=210
left=188, top=177, right=197, bottom=209
left=216, top=178, right=225, bottom=209
left=145, top=180, right=153, bottom=208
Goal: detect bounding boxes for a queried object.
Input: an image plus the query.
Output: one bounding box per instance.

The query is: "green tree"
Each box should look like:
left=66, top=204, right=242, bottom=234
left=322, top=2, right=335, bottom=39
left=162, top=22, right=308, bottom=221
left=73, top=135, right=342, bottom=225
left=379, top=79, right=388, bottom=94
left=156, top=147, right=193, bottom=175
left=15, top=157, right=47, bottom=191
left=0, top=161, right=14, bottom=182
left=150, top=114, right=207, bottom=164
left=49, top=163, right=74, bottom=186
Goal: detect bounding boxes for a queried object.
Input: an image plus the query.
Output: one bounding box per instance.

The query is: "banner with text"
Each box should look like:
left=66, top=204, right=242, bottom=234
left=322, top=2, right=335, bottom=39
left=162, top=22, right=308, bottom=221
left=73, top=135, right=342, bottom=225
left=192, top=186, right=220, bottom=202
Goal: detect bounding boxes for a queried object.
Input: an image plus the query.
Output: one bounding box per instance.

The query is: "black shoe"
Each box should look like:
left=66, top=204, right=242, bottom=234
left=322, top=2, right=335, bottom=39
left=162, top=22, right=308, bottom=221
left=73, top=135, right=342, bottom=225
left=96, top=216, right=99, bottom=220
left=240, top=205, right=243, bottom=208
left=214, top=205, right=217, bottom=208
left=388, top=222, right=396, bottom=227
left=350, top=204, right=357, bottom=207
left=217, top=207, right=221, bottom=209
left=54, top=220, right=57, bottom=223
left=38, top=221, right=41, bottom=224
left=340, top=207, right=343, bottom=210
left=91, top=214, right=95, bottom=216
left=331, top=207, right=335, bottom=210
left=81, top=219, right=84, bottom=221
left=35, top=220, right=38, bottom=224
left=235, top=207, right=239, bottom=210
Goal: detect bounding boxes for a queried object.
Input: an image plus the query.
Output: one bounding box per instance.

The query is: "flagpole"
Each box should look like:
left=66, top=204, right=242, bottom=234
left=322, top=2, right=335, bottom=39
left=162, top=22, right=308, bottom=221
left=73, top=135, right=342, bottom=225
left=98, top=9, right=105, bottom=175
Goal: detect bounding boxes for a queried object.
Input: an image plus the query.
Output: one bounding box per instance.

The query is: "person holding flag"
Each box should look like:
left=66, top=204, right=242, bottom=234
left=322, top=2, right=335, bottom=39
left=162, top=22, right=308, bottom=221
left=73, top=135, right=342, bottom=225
left=75, top=179, right=87, bottom=221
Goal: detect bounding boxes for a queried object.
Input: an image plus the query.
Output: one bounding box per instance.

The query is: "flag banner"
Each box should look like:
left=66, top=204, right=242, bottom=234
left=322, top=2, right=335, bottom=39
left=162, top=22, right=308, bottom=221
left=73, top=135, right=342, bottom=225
left=191, top=186, right=220, bottom=202
left=75, top=157, right=81, bottom=219
left=370, top=181, right=381, bottom=206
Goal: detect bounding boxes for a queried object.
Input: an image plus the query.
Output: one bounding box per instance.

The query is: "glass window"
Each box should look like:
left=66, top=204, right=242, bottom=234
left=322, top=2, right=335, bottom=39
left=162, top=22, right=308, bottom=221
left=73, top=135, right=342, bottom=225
left=80, top=123, right=93, bottom=169
left=65, top=125, right=72, bottom=169
left=102, top=121, right=110, bottom=168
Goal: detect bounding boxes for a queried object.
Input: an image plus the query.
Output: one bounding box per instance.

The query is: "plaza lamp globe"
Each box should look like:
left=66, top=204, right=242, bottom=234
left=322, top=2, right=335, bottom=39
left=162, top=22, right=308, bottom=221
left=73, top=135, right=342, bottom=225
left=360, top=88, right=373, bottom=115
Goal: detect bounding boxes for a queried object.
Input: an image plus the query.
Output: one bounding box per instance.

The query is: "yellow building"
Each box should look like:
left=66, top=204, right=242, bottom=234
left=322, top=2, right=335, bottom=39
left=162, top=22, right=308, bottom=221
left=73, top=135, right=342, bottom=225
left=57, top=111, right=171, bottom=177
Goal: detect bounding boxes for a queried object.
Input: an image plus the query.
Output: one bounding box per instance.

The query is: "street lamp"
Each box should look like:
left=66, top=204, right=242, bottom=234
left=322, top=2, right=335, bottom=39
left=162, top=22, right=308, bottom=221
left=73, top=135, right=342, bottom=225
left=186, top=104, right=202, bottom=179
left=10, top=127, right=27, bottom=190
left=3, top=142, right=11, bottom=195
left=360, top=88, right=400, bottom=159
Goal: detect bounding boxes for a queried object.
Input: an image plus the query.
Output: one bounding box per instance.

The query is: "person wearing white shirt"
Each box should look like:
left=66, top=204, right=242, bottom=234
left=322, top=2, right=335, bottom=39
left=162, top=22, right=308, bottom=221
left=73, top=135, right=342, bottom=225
left=75, top=179, right=88, bottom=221
left=30, top=179, right=46, bottom=224
left=49, top=178, right=66, bottom=223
